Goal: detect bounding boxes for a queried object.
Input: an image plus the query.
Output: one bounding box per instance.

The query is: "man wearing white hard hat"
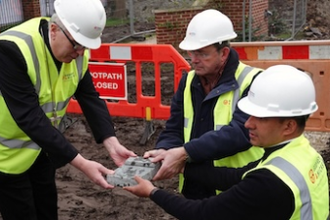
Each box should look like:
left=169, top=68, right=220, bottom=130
left=0, top=0, right=136, bottom=219
left=144, top=9, right=264, bottom=199
left=125, top=65, right=329, bottom=220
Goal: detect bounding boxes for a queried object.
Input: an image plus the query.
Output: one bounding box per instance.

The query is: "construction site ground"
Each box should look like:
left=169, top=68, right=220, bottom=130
left=1, top=16, right=330, bottom=220
left=54, top=20, right=330, bottom=218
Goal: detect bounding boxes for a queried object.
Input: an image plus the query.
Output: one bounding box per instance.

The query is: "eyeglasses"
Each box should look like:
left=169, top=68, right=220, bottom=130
left=187, top=50, right=213, bottom=60
left=54, top=22, right=85, bottom=50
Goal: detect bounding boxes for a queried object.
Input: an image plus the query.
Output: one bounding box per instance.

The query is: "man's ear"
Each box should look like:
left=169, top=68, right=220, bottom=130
left=283, top=119, right=297, bottom=136
left=220, top=47, right=230, bottom=63
left=49, top=23, right=58, bottom=39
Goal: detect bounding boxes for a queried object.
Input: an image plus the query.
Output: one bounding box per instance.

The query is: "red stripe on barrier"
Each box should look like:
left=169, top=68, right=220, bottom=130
left=234, top=47, right=248, bottom=60
left=282, top=45, right=309, bottom=59
left=67, top=44, right=191, bottom=120
left=131, top=46, right=153, bottom=60
left=90, top=44, right=110, bottom=60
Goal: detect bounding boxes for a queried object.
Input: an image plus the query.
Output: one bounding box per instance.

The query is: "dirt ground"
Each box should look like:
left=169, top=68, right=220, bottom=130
left=2, top=21, right=330, bottom=220
left=57, top=115, right=178, bottom=220
left=60, top=21, right=330, bottom=219
left=56, top=22, right=180, bottom=219
left=57, top=3, right=330, bottom=218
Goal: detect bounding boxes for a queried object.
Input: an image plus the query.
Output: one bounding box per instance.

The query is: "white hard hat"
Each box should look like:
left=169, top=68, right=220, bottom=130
left=179, top=9, right=237, bottom=51
left=54, top=0, right=106, bottom=49
left=238, top=65, right=318, bottom=117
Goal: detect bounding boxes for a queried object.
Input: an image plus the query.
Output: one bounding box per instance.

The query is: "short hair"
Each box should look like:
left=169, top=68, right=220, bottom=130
left=279, top=115, right=310, bottom=132
left=49, top=13, right=65, bottom=30
left=213, top=41, right=230, bottom=52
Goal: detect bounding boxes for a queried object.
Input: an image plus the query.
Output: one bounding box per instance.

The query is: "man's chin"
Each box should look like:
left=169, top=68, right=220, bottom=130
left=62, top=58, right=73, bottom=63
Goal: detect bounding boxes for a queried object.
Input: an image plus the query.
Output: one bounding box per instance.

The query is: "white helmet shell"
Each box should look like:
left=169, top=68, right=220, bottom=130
left=54, top=0, right=106, bottom=49
left=179, top=9, right=237, bottom=51
left=238, top=65, right=318, bottom=117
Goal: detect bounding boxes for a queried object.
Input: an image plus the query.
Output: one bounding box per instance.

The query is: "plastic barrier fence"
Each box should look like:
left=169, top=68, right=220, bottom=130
left=67, top=44, right=190, bottom=120
left=67, top=41, right=330, bottom=132
left=231, top=40, right=330, bottom=132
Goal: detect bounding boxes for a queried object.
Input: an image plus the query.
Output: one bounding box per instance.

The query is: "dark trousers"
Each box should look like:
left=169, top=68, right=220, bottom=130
left=0, top=151, right=58, bottom=220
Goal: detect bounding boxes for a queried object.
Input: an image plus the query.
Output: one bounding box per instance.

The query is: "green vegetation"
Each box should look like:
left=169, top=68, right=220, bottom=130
left=105, top=18, right=130, bottom=27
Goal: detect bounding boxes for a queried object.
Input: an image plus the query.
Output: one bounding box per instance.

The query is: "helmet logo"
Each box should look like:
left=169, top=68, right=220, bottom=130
left=188, top=32, right=196, bottom=36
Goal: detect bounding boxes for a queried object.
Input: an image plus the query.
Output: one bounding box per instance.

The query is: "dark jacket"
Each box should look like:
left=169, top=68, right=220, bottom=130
left=151, top=145, right=295, bottom=220
left=0, top=19, right=115, bottom=168
left=156, top=48, right=259, bottom=199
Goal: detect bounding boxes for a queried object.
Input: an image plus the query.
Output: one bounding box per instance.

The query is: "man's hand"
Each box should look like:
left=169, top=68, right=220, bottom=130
left=143, top=148, right=166, bottom=158
left=149, top=147, right=187, bottom=181
left=70, top=154, right=115, bottom=189
left=123, top=176, right=156, bottom=197
left=103, top=136, right=137, bottom=166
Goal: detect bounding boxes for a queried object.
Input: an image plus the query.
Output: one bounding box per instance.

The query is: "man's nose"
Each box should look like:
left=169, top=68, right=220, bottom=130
left=76, top=48, right=85, bottom=56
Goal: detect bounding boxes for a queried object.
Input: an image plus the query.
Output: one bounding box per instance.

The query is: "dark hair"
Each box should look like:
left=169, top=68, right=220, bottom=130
left=212, top=41, right=230, bottom=52
left=279, top=115, right=310, bottom=131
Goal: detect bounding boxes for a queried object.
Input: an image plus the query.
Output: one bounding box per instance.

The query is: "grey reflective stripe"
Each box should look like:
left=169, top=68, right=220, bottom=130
left=214, top=66, right=255, bottom=131
left=184, top=117, right=188, bottom=128
left=215, top=125, right=223, bottom=130
left=266, top=157, right=312, bottom=220
left=231, top=66, right=254, bottom=113
left=41, top=100, right=69, bottom=114
left=1, top=31, right=41, bottom=94
left=0, top=136, right=40, bottom=150
left=76, top=56, right=84, bottom=80
left=42, top=100, right=70, bottom=126
left=41, top=102, right=56, bottom=113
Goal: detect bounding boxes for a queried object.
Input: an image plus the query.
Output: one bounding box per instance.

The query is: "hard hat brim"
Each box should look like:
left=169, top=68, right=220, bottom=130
left=69, top=30, right=101, bottom=49
left=238, top=96, right=269, bottom=117
left=238, top=96, right=318, bottom=118
left=179, top=40, right=206, bottom=51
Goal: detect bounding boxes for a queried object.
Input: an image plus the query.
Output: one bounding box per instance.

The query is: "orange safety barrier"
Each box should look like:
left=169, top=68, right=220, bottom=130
left=67, top=41, right=330, bottom=132
left=67, top=44, right=191, bottom=120
left=231, top=40, right=330, bottom=132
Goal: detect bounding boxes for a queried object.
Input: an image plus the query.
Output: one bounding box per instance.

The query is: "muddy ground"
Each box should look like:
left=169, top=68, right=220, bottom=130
left=56, top=115, right=330, bottom=220
left=1, top=22, right=329, bottom=220
left=54, top=23, right=330, bottom=219
left=57, top=115, right=178, bottom=220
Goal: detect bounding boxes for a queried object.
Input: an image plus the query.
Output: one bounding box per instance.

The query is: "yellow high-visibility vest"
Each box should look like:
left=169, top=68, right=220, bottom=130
left=243, top=135, right=329, bottom=220
left=180, top=62, right=264, bottom=192
left=0, top=18, right=88, bottom=174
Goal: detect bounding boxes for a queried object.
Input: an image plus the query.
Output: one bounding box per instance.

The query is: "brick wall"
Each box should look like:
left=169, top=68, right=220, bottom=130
left=22, top=0, right=40, bottom=21
left=155, top=0, right=269, bottom=50
left=154, top=8, right=204, bottom=53
left=220, top=0, right=268, bottom=38
left=250, top=0, right=269, bottom=38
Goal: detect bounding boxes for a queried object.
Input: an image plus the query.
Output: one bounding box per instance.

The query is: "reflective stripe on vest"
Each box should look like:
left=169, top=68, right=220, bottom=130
left=215, top=65, right=254, bottom=130
left=180, top=62, right=264, bottom=192
left=1, top=30, right=41, bottom=94
left=0, top=29, right=84, bottom=150
left=243, top=136, right=329, bottom=220
left=184, top=63, right=260, bottom=139
left=0, top=18, right=88, bottom=173
left=0, top=136, right=39, bottom=150
left=265, top=157, right=312, bottom=220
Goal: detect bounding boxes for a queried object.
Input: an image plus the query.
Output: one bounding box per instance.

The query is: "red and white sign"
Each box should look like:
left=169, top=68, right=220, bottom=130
left=89, top=62, right=127, bottom=100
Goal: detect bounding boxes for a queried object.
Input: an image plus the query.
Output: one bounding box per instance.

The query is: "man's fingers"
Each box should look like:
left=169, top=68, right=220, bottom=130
left=143, top=150, right=157, bottom=158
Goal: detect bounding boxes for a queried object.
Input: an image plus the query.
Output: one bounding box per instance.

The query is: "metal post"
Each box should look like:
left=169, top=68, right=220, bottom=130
left=291, top=0, right=297, bottom=39
left=242, top=0, right=246, bottom=42
left=129, top=0, right=135, bottom=35
left=248, top=0, right=252, bottom=42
